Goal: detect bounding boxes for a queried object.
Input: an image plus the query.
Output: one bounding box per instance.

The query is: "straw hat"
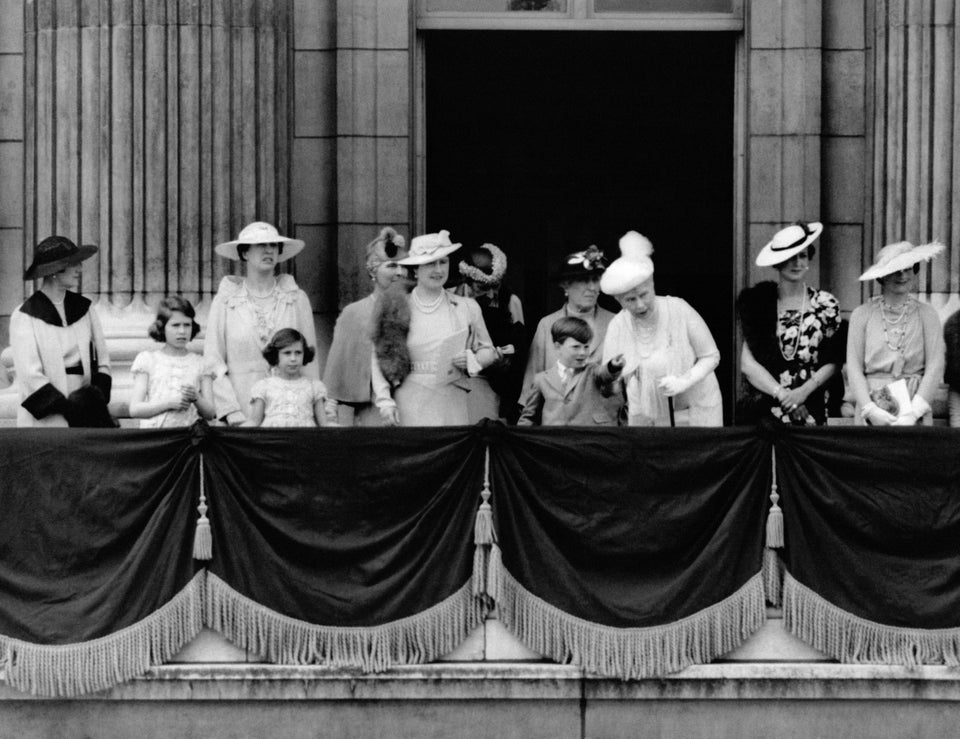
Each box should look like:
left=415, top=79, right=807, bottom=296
left=858, top=240, right=944, bottom=281
left=397, top=230, right=462, bottom=266
left=600, top=231, right=654, bottom=296
left=755, top=222, right=823, bottom=267
left=24, top=235, right=98, bottom=280
left=215, top=222, right=305, bottom=262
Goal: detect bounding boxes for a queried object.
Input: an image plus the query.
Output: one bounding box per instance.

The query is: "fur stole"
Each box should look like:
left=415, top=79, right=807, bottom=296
left=737, top=281, right=784, bottom=377
left=945, top=310, right=960, bottom=388
left=372, top=283, right=412, bottom=387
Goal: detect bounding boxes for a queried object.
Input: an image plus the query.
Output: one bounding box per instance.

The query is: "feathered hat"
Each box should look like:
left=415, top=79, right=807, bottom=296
left=600, top=231, right=655, bottom=296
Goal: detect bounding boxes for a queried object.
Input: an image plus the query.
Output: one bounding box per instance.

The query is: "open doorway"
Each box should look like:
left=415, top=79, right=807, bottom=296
left=424, top=31, right=737, bottom=419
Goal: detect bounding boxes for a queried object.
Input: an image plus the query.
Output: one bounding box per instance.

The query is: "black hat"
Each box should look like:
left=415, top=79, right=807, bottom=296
left=24, top=235, right=98, bottom=281
left=557, top=245, right=608, bottom=282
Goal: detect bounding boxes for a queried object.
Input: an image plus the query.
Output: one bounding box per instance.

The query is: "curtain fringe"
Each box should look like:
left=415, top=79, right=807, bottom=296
left=204, top=572, right=485, bottom=672
left=493, top=554, right=766, bottom=680
left=0, top=572, right=205, bottom=698
left=783, top=571, right=960, bottom=668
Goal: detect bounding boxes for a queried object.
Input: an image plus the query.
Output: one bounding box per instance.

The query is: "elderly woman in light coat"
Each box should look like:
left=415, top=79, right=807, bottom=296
left=601, top=231, right=723, bottom=427
left=10, top=236, right=112, bottom=427
left=205, top=222, right=319, bottom=425
left=323, top=227, right=409, bottom=426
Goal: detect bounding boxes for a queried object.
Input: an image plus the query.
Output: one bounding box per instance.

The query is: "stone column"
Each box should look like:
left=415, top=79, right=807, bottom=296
left=23, top=0, right=293, bottom=309
left=746, top=1, right=823, bottom=289
left=869, top=0, right=959, bottom=305
left=335, top=0, right=411, bottom=307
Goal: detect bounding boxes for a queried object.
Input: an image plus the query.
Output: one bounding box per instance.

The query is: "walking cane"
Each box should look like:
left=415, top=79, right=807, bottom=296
left=668, top=397, right=675, bottom=427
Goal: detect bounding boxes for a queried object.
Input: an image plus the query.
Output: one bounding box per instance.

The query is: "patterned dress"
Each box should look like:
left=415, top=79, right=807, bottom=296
left=737, top=282, right=842, bottom=425
left=249, top=375, right=328, bottom=427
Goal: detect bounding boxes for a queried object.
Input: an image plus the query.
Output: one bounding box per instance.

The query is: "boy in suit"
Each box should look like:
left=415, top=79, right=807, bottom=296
left=518, top=316, right=624, bottom=426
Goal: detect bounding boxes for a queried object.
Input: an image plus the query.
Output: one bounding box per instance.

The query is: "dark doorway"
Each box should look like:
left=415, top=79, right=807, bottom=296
left=425, top=31, right=736, bottom=420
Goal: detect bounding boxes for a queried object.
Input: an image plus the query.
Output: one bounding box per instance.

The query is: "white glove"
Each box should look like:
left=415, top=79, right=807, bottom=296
left=911, top=394, right=931, bottom=419
left=861, top=401, right=896, bottom=426
left=658, top=373, right=693, bottom=398
left=379, top=405, right=400, bottom=426
left=893, top=411, right=918, bottom=426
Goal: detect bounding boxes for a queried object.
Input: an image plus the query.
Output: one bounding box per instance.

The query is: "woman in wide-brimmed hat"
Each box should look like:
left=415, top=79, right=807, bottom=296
left=204, top=221, right=319, bottom=425
left=600, top=231, right=722, bottom=427
left=322, top=227, right=409, bottom=426
left=522, top=245, right=615, bottom=395
left=10, top=235, right=114, bottom=427
left=736, top=222, right=843, bottom=426
left=847, top=240, right=945, bottom=425
left=370, top=229, right=498, bottom=426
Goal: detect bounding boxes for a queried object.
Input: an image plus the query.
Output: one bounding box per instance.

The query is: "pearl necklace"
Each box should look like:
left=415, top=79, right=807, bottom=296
left=880, top=297, right=912, bottom=354
left=245, top=279, right=278, bottom=299
left=880, top=297, right=910, bottom=325
left=412, top=287, right=444, bottom=314
left=778, top=285, right=807, bottom=362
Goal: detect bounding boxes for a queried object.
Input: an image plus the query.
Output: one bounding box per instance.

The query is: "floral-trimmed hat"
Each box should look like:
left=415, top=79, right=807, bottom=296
left=215, top=221, right=305, bottom=262
left=756, top=221, right=823, bottom=267
left=398, top=229, right=462, bottom=266
left=600, top=231, right=655, bottom=297
left=858, top=240, right=944, bottom=281
left=557, top=245, right=608, bottom=282
left=459, top=243, right=507, bottom=287
left=365, top=227, right=408, bottom=276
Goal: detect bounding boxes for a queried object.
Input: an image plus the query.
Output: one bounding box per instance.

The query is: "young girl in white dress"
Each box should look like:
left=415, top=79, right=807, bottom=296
left=244, top=328, right=329, bottom=427
left=129, top=296, right=217, bottom=428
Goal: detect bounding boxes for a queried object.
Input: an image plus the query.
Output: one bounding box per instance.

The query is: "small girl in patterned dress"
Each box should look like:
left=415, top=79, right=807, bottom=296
left=244, top=328, right=329, bottom=427
left=129, top=296, right=217, bottom=428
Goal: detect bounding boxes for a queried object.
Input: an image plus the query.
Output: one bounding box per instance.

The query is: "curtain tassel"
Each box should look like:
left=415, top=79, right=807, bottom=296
left=765, top=446, right=783, bottom=548
left=193, top=453, right=212, bottom=561
left=472, top=446, right=496, bottom=599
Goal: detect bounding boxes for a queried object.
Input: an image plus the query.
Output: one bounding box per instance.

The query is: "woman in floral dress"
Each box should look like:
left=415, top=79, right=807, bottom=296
left=737, top=222, right=843, bottom=426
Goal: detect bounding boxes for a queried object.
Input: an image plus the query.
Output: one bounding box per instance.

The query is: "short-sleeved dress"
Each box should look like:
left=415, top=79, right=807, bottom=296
left=130, top=349, right=214, bottom=428
left=737, top=282, right=843, bottom=425
left=249, top=375, right=328, bottom=427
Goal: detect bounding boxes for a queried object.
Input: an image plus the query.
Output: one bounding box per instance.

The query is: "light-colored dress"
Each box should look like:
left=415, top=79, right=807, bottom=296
left=852, top=297, right=944, bottom=423
left=204, top=274, right=319, bottom=422
left=130, top=349, right=214, bottom=428
left=602, top=296, right=722, bottom=427
left=372, top=292, right=494, bottom=426
left=249, top=375, right=327, bottom=427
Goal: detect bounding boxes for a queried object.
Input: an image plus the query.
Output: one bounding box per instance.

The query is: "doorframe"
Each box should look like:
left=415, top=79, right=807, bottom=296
left=411, top=9, right=749, bottom=410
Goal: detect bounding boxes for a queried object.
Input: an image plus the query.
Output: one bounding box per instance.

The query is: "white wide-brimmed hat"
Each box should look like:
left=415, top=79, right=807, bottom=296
left=858, top=240, right=944, bottom=281
left=398, top=229, right=462, bottom=266
left=755, top=222, right=823, bottom=267
left=215, top=221, right=305, bottom=262
left=600, top=231, right=655, bottom=296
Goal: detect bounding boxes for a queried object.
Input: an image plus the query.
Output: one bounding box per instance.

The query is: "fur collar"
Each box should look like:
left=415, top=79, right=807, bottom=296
left=19, top=290, right=91, bottom=327
left=737, top=281, right=784, bottom=374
